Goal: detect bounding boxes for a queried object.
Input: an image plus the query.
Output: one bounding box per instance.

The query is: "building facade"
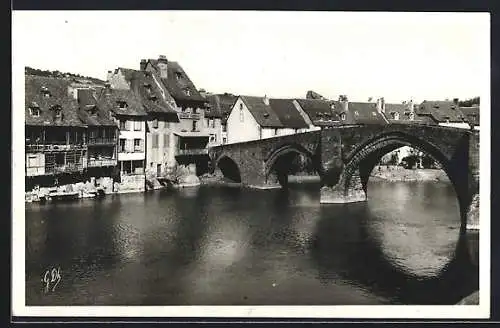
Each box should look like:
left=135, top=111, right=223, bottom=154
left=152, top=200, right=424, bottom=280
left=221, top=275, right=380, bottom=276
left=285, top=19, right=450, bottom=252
left=25, top=75, right=88, bottom=190
left=226, top=95, right=311, bottom=144
left=97, top=85, right=147, bottom=193
left=416, top=99, right=471, bottom=129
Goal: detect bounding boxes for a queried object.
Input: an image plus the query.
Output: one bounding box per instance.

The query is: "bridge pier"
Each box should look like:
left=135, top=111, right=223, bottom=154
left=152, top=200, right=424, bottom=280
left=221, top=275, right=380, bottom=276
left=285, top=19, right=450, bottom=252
left=320, top=170, right=367, bottom=204
left=247, top=171, right=281, bottom=190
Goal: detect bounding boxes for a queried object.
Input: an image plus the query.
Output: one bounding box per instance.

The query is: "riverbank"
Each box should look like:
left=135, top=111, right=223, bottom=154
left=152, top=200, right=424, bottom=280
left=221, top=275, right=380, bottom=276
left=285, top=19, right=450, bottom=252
left=370, top=166, right=449, bottom=182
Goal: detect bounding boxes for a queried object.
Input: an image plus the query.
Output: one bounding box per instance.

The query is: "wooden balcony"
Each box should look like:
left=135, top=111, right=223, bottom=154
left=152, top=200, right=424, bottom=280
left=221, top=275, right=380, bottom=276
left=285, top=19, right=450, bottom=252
left=26, top=144, right=87, bottom=153
left=88, top=158, right=118, bottom=167
left=176, top=148, right=209, bottom=156
left=178, top=112, right=202, bottom=120
left=87, top=138, right=117, bottom=146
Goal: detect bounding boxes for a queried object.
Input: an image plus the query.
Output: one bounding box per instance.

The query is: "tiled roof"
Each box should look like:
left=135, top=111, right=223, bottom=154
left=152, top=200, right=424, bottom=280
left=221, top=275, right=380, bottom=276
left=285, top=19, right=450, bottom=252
left=268, top=98, right=309, bottom=129
left=416, top=100, right=466, bottom=123
left=96, top=88, right=147, bottom=117
left=240, top=96, right=283, bottom=128
left=333, top=101, right=388, bottom=125
left=295, top=98, right=341, bottom=124
left=122, top=68, right=179, bottom=121
left=459, top=106, right=480, bottom=125
left=205, top=93, right=238, bottom=120
left=76, top=88, right=116, bottom=126
left=25, top=75, right=85, bottom=127
left=146, top=59, right=206, bottom=104
left=384, top=103, right=422, bottom=123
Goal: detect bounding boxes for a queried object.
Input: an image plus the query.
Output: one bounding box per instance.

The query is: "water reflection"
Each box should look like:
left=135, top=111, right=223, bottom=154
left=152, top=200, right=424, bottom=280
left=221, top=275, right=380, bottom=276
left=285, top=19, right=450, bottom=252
left=25, top=180, right=478, bottom=305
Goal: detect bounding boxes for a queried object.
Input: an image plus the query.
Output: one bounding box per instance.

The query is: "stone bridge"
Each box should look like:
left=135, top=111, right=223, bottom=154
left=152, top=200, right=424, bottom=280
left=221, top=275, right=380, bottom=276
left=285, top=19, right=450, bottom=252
left=208, top=123, right=480, bottom=230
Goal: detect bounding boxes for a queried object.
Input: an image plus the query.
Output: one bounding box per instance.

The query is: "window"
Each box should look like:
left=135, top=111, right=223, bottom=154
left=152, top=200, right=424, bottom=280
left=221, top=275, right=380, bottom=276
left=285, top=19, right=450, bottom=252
left=27, top=155, right=39, bottom=167
left=409, top=112, right=415, bottom=120
left=119, top=120, right=127, bottom=130
left=118, top=101, right=127, bottom=109
left=209, top=134, right=216, bottom=143
left=258, top=126, right=262, bottom=139
left=223, top=137, right=227, bottom=144
left=239, top=103, right=244, bottom=122
left=119, top=139, right=126, bottom=152
left=164, top=133, right=170, bottom=147
left=354, top=111, right=359, bottom=116
left=134, top=139, right=143, bottom=152
left=222, top=124, right=227, bottom=132
left=134, top=121, right=141, bottom=131
left=192, top=120, right=198, bottom=131
left=175, top=72, right=182, bottom=80
left=184, top=89, right=191, bottom=96
left=152, top=134, right=159, bottom=148
left=274, top=128, right=278, bottom=136
left=205, top=118, right=210, bottom=127
left=209, top=119, right=214, bottom=128
left=152, top=119, right=158, bottom=128
left=30, top=107, right=40, bottom=117
left=391, top=112, right=400, bottom=120
left=340, top=113, right=346, bottom=120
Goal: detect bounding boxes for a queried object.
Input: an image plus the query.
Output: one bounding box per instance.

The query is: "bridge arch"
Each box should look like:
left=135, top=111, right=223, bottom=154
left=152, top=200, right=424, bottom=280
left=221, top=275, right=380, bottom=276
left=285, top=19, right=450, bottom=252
left=324, top=131, right=474, bottom=225
left=214, top=155, right=242, bottom=183
left=265, top=143, right=319, bottom=187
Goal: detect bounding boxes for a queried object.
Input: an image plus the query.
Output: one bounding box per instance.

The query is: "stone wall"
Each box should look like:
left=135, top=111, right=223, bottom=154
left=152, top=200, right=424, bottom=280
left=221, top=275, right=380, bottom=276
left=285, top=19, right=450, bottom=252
left=114, top=174, right=145, bottom=193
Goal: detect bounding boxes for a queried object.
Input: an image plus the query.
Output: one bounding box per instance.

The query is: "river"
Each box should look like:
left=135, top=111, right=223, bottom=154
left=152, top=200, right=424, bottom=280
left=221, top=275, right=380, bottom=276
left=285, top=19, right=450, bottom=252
left=25, top=179, right=478, bottom=306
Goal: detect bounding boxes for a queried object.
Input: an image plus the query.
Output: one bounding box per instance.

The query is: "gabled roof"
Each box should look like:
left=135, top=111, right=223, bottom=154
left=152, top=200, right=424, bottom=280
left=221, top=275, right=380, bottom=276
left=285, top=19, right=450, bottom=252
left=96, top=88, right=147, bottom=117
left=334, top=101, right=388, bottom=125
left=416, top=100, right=466, bottom=123
left=146, top=58, right=206, bottom=104
left=205, top=93, right=238, bottom=120
left=76, top=88, right=116, bottom=126
left=268, top=99, right=309, bottom=129
left=25, top=75, right=85, bottom=127
left=121, top=68, right=179, bottom=121
left=295, top=98, right=341, bottom=124
left=459, top=106, right=480, bottom=125
left=240, top=96, right=283, bottom=128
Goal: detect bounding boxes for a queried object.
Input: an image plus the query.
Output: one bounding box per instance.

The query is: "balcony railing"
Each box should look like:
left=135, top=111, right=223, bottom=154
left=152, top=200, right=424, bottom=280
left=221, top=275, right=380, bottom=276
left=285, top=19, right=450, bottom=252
left=88, top=158, right=118, bottom=167
left=176, top=148, right=209, bottom=156
left=88, top=138, right=117, bottom=145
left=178, top=112, right=202, bottom=120
left=26, top=144, right=87, bottom=152
left=44, top=163, right=84, bottom=174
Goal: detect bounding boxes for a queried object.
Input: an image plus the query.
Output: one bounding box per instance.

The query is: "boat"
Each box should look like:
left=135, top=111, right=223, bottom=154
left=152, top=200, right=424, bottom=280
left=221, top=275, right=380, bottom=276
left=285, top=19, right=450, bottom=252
left=49, top=191, right=81, bottom=202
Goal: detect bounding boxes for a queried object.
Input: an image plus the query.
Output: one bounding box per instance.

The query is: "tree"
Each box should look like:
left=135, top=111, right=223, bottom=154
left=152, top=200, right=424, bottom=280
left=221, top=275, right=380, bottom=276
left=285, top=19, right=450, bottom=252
left=459, top=97, right=480, bottom=107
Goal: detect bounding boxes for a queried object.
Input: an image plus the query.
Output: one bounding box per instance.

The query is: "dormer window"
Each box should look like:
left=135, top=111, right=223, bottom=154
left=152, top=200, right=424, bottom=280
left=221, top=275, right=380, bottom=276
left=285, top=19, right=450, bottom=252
left=409, top=112, right=415, bottom=120
left=175, top=72, right=182, bottom=80
left=51, top=105, right=63, bottom=120
left=30, top=106, right=40, bottom=117
left=117, top=101, right=127, bottom=109
left=41, top=86, right=51, bottom=98
left=184, top=89, right=191, bottom=97
left=391, top=112, right=400, bottom=120
left=340, top=113, right=346, bottom=121
left=330, top=103, right=336, bottom=110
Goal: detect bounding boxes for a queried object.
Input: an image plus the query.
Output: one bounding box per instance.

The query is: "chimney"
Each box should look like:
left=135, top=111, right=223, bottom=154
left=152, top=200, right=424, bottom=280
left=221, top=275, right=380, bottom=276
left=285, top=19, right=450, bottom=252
left=338, top=95, right=348, bottom=112
left=376, top=97, right=385, bottom=113
left=408, top=99, right=414, bottom=113
left=263, top=95, right=270, bottom=106
left=140, top=59, right=147, bottom=71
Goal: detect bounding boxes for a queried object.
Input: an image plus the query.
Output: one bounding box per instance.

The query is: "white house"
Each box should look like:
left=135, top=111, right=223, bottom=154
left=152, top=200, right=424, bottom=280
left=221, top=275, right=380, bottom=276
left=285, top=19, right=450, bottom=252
left=226, top=95, right=311, bottom=144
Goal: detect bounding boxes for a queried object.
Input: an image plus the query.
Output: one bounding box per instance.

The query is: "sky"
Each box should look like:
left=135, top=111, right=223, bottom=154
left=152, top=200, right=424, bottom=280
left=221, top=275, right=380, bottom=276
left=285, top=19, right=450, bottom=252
left=12, top=11, right=489, bottom=103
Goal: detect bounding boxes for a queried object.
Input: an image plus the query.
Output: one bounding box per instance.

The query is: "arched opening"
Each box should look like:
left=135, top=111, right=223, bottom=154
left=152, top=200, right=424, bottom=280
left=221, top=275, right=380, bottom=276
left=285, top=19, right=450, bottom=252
left=266, top=146, right=319, bottom=188
left=216, top=156, right=242, bottom=183
left=342, top=134, right=467, bottom=278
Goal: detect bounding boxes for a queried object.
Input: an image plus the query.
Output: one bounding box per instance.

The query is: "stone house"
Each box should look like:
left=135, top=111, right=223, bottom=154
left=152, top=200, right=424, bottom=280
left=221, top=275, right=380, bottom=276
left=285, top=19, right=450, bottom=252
left=225, top=95, right=310, bottom=144
left=140, top=56, right=211, bottom=175
left=416, top=99, right=470, bottom=129
left=331, top=96, right=389, bottom=125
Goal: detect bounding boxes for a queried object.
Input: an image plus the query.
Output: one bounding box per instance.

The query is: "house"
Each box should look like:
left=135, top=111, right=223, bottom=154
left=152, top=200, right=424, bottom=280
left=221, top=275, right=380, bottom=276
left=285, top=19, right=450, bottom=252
left=204, top=93, right=238, bottom=145
left=332, top=96, right=389, bottom=125
left=140, top=56, right=211, bottom=175
left=25, top=74, right=88, bottom=189
left=459, top=105, right=480, bottom=130
left=75, top=86, right=119, bottom=182
left=293, top=98, right=341, bottom=129
left=381, top=99, right=425, bottom=124
left=226, top=95, right=310, bottom=144
left=97, top=84, right=147, bottom=193
left=416, top=99, right=470, bottom=129
left=107, top=67, right=180, bottom=181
